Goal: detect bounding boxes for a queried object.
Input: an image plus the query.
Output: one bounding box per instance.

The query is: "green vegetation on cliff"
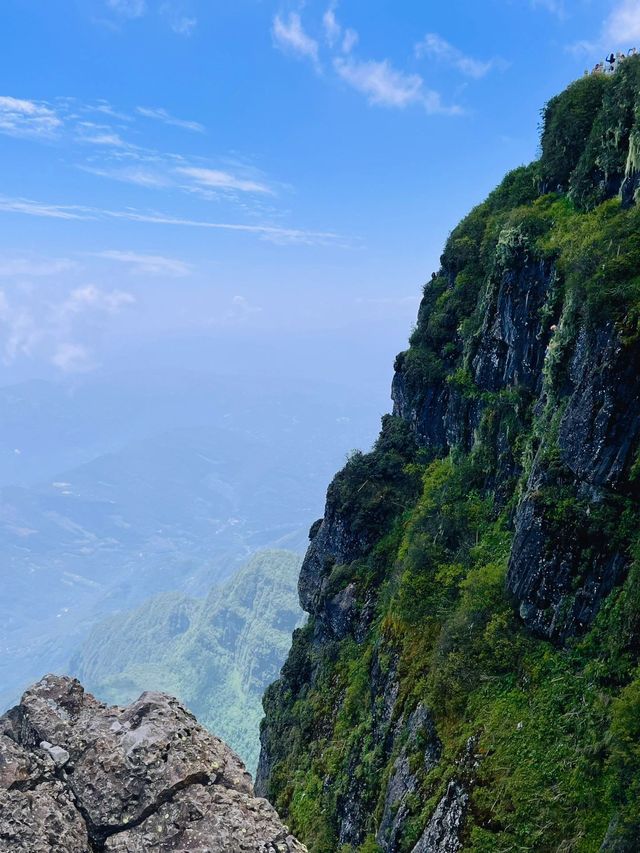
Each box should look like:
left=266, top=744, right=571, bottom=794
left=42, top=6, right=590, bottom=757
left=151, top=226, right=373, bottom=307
left=71, top=550, right=304, bottom=774
left=259, top=62, right=640, bottom=853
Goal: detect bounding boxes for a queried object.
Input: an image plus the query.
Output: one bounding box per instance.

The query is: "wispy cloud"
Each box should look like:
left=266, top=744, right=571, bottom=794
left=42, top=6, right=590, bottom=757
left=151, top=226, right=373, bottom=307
left=0, top=96, right=62, bottom=138
left=104, top=0, right=196, bottom=34
left=75, top=123, right=132, bottom=147
left=51, top=342, right=94, bottom=372
left=568, top=0, right=640, bottom=54
left=136, top=105, right=204, bottom=133
left=605, top=0, right=640, bottom=43
left=272, top=8, right=459, bottom=115
left=334, top=57, right=460, bottom=114
left=90, top=101, right=131, bottom=121
left=323, top=3, right=341, bottom=46
left=81, top=160, right=273, bottom=197
left=341, top=28, right=358, bottom=55
left=159, top=1, right=197, bottom=35
left=226, top=294, right=262, bottom=321
left=79, top=165, right=171, bottom=188
left=0, top=283, right=135, bottom=372
left=322, top=3, right=357, bottom=53
left=0, top=256, right=77, bottom=277
left=175, top=166, right=272, bottom=194
left=93, top=249, right=192, bottom=276
left=106, top=0, right=146, bottom=19
left=58, top=284, right=135, bottom=316
left=0, top=194, right=345, bottom=246
left=0, top=196, right=91, bottom=220
left=272, top=13, right=320, bottom=65
left=104, top=208, right=344, bottom=245
left=530, top=0, right=565, bottom=17
left=169, top=15, right=196, bottom=35
left=415, top=34, right=501, bottom=79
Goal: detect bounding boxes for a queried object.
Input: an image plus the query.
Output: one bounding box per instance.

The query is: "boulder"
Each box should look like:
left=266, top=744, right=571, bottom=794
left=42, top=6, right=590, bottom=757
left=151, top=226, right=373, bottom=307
left=0, top=675, right=306, bottom=852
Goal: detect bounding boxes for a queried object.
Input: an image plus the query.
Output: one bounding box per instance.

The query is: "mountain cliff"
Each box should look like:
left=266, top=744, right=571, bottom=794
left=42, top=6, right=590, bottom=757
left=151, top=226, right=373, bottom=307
left=257, top=63, right=640, bottom=851
left=0, top=675, right=306, bottom=852
left=71, top=550, right=304, bottom=774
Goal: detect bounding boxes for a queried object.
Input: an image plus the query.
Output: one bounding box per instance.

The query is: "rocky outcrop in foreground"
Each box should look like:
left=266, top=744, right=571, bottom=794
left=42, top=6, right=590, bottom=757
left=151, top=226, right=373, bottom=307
left=0, top=675, right=306, bottom=852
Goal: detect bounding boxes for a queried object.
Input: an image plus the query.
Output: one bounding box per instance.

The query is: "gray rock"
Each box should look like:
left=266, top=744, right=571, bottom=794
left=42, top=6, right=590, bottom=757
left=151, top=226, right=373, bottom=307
left=377, top=704, right=442, bottom=852
left=105, top=785, right=306, bottom=853
left=0, top=781, right=89, bottom=852
left=0, top=675, right=306, bottom=852
left=324, top=582, right=358, bottom=640
left=471, top=252, right=554, bottom=396
left=40, top=743, right=69, bottom=767
left=0, top=734, right=53, bottom=789
left=558, top=325, right=640, bottom=492
left=411, top=780, right=469, bottom=853
left=507, top=324, right=640, bottom=640
left=298, top=508, right=369, bottom=616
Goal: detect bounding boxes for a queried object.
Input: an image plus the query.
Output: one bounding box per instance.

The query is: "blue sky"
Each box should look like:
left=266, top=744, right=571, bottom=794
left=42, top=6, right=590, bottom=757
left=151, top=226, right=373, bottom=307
left=0, top=0, right=638, bottom=387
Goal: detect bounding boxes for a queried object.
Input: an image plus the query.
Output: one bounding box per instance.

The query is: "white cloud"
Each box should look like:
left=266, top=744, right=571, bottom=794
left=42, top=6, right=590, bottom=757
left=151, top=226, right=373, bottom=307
left=136, top=106, right=204, bottom=133
left=0, top=284, right=134, bottom=372
left=0, top=194, right=344, bottom=246
left=106, top=0, right=146, bottom=18
left=172, top=16, right=196, bottom=35
left=175, top=166, right=272, bottom=194
left=605, top=0, right=640, bottom=43
left=271, top=10, right=457, bottom=116
left=79, top=165, right=171, bottom=189
left=531, top=0, right=565, bottom=16
left=79, top=130, right=130, bottom=147
left=0, top=257, right=76, bottom=277
left=93, top=250, right=192, bottom=276
left=0, top=96, right=62, bottom=139
left=0, top=196, right=91, bottom=220
left=415, top=34, right=498, bottom=79
left=322, top=3, right=357, bottom=53
left=51, top=342, right=94, bottom=373
left=0, top=290, right=40, bottom=362
left=90, top=102, right=131, bottom=121
left=334, top=57, right=459, bottom=114
left=323, top=4, right=341, bottom=46
left=103, top=208, right=344, bottom=245
left=227, top=294, right=262, bottom=320
left=342, top=28, right=358, bottom=54
left=272, top=13, right=320, bottom=65
left=159, top=1, right=197, bottom=35
left=569, top=0, right=640, bottom=54
left=59, top=285, right=136, bottom=316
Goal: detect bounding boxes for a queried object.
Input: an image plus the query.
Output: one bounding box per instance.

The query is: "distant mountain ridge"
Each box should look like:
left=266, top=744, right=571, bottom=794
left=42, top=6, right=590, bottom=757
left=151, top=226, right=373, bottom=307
left=70, top=550, right=304, bottom=773
left=0, top=371, right=380, bottom=709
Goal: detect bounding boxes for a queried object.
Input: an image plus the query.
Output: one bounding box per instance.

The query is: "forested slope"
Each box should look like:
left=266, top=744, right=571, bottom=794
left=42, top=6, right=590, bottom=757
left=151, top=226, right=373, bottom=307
left=72, top=550, right=303, bottom=773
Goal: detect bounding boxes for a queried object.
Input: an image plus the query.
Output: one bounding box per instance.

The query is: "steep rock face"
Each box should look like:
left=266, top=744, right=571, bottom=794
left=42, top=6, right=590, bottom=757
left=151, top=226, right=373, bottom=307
left=376, top=704, right=441, bottom=852
left=470, top=252, right=554, bottom=395
left=258, top=62, right=640, bottom=853
left=557, top=326, right=640, bottom=492
left=298, top=511, right=370, bottom=618
left=507, top=324, right=640, bottom=639
left=0, top=675, right=305, bottom=852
